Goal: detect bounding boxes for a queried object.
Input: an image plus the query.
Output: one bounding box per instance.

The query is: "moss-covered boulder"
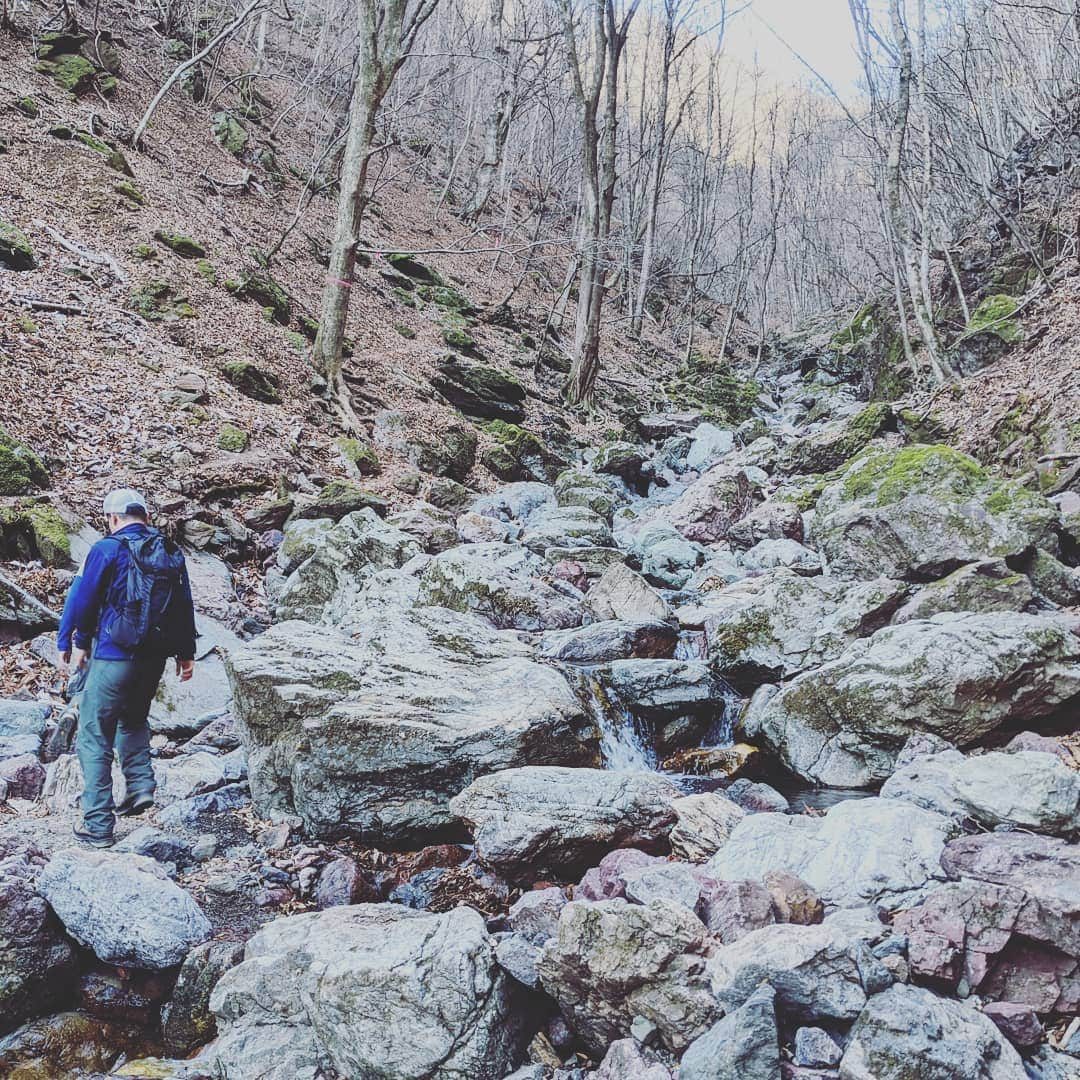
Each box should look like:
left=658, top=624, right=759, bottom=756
left=336, top=438, right=381, bottom=477
left=0, top=428, right=49, bottom=496
left=226, top=273, right=290, bottom=324
left=430, top=357, right=526, bottom=422
left=15, top=97, right=39, bottom=118
left=154, top=231, right=207, bottom=259
left=416, top=284, right=475, bottom=314
left=295, top=480, right=388, bottom=522
left=592, top=442, right=650, bottom=487
left=480, top=421, right=564, bottom=483
left=220, top=360, right=282, bottom=405
left=35, top=54, right=97, bottom=94
left=216, top=424, right=249, bottom=453
left=665, top=356, right=760, bottom=424
left=211, top=112, right=247, bottom=155
left=778, top=403, right=894, bottom=475
left=0, top=222, right=36, bottom=271
left=0, top=500, right=71, bottom=565
left=553, top=468, right=630, bottom=523
left=113, top=180, right=146, bottom=206
left=130, top=281, right=196, bottom=321
left=951, top=294, right=1022, bottom=376
left=440, top=316, right=477, bottom=352
left=385, top=253, right=444, bottom=285
left=811, top=444, right=1060, bottom=580
left=411, top=424, right=478, bottom=482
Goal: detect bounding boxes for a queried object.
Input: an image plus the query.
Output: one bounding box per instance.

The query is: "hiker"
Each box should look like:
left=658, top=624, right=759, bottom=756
left=57, top=488, right=197, bottom=847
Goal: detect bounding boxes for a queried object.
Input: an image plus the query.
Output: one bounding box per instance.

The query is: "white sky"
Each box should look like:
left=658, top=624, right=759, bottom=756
left=723, top=0, right=865, bottom=95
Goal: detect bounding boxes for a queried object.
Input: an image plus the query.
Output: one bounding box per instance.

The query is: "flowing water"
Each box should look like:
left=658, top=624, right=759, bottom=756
left=575, top=669, right=657, bottom=772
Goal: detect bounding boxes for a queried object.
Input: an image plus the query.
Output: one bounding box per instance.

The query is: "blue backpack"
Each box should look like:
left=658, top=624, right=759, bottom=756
left=109, top=530, right=187, bottom=654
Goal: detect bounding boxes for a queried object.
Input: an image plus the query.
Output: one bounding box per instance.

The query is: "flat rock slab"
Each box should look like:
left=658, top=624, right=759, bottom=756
left=38, top=849, right=211, bottom=969
left=450, top=766, right=681, bottom=878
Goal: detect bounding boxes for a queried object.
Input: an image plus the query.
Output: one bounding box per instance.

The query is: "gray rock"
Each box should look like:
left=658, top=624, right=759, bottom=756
left=795, top=1027, right=842, bottom=1068
left=227, top=610, right=596, bottom=843
left=155, top=782, right=250, bottom=829
left=387, top=502, right=459, bottom=554
left=161, top=940, right=245, bottom=1056
left=276, top=508, right=422, bottom=627
left=593, top=1038, right=673, bottom=1080
left=38, top=850, right=211, bottom=969
left=727, top=500, right=804, bottom=549
left=812, top=444, right=1059, bottom=581
left=669, top=793, right=746, bottom=862
left=622, top=861, right=703, bottom=913
left=537, top=898, right=720, bottom=1053
left=495, top=932, right=541, bottom=988
left=1022, top=1046, right=1080, bottom=1080
left=679, top=985, right=779, bottom=1080
left=417, top=542, right=588, bottom=630
left=507, top=887, right=567, bottom=944
left=554, top=469, right=632, bottom=521
left=113, top=827, right=196, bottom=870
left=154, top=751, right=228, bottom=806
left=588, top=562, right=673, bottom=623
left=665, top=465, right=759, bottom=543
left=679, top=569, right=905, bottom=692
left=698, top=877, right=777, bottom=943
left=606, top=660, right=723, bottom=749
left=275, top=516, right=334, bottom=575
left=456, top=510, right=518, bottom=544
left=450, top=766, right=680, bottom=878
left=838, top=983, right=1027, bottom=1079
left=706, top=919, right=891, bottom=1023
left=707, top=797, right=958, bottom=909
left=686, top=422, right=735, bottom=472
left=725, top=778, right=790, bottom=814
left=521, top=505, right=614, bottom=553
left=892, top=559, right=1037, bottom=623
left=540, top=620, right=678, bottom=663
left=468, top=482, right=555, bottom=522
left=739, top=538, right=822, bottom=576
left=747, top=612, right=1080, bottom=786
left=209, top=904, right=525, bottom=1080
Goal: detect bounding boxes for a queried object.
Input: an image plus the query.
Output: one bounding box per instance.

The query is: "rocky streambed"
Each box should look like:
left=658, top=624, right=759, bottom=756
left=1, top=370, right=1079, bottom=1078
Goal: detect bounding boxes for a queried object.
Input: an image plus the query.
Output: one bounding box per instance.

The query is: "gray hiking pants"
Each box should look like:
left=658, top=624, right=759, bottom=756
left=76, top=656, right=165, bottom=837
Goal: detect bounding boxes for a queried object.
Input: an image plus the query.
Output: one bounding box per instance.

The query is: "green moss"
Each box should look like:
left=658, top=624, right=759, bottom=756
left=776, top=473, right=835, bottom=512
left=665, top=354, right=760, bottom=424
left=226, top=272, right=291, bottom=323
left=713, top=610, right=773, bottom=663
left=195, top=258, right=216, bottom=283
left=296, top=315, right=320, bottom=341
left=386, top=253, right=444, bottom=285
left=841, top=444, right=987, bottom=506
left=830, top=302, right=877, bottom=351
left=283, top=330, right=307, bottom=353
left=0, top=427, right=49, bottom=495
left=15, top=97, right=39, bottom=118
left=132, top=243, right=157, bottom=261
left=441, top=317, right=476, bottom=350
left=220, top=359, right=282, bottom=404
left=961, top=294, right=1022, bottom=343
left=0, top=221, right=36, bottom=271
left=336, top=438, right=381, bottom=476
left=216, top=423, right=249, bottom=452
left=896, top=407, right=954, bottom=444
left=130, top=280, right=196, bottom=320
left=211, top=111, right=248, bottom=155
left=113, top=180, right=146, bottom=206
left=416, top=284, right=473, bottom=313
left=154, top=230, right=207, bottom=259
left=395, top=324, right=416, bottom=339
left=74, top=130, right=110, bottom=154
left=0, top=502, right=70, bottom=565
left=18, top=314, right=37, bottom=334
left=35, top=54, right=97, bottom=94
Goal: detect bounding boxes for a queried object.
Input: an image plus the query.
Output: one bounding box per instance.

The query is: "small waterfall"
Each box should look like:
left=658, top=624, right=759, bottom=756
left=699, top=678, right=743, bottom=748
left=574, top=669, right=658, bottom=773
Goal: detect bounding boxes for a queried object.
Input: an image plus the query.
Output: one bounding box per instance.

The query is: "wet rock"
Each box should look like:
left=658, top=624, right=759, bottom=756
left=575, top=848, right=664, bottom=900
left=0, top=839, right=76, bottom=1034
left=537, top=897, right=720, bottom=1053
left=0, top=1012, right=151, bottom=1078
left=813, top=444, right=1059, bottom=580
left=707, top=797, right=957, bottom=909
left=727, top=500, right=804, bottom=548
left=982, top=1002, right=1042, bottom=1048
left=839, top=983, right=1027, bottom=1079
left=417, top=541, right=588, bottom=630
left=679, top=984, right=779, bottom=1080
left=209, top=904, right=526, bottom=1079
left=540, top=619, right=678, bottom=662
left=668, top=792, right=746, bottom=862
left=161, top=940, right=246, bottom=1056
left=661, top=743, right=765, bottom=782
left=38, top=849, right=211, bottom=969
left=276, top=508, right=421, bottom=627
left=666, top=464, right=758, bottom=543
left=468, top=481, right=555, bottom=522
left=706, top=918, right=891, bottom=1023
left=747, top=612, right=1080, bottom=786
left=588, top=562, right=673, bottom=622
left=450, top=766, right=680, bottom=879
left=682, top=569, right=905, bottom=693
left=314, top=856, right=381, bottom=908
left=893, top=558, right=1037, bottom=622
left=724, top=778, right=790, bottom=814
left=78, top=966, right=174, bottom=1025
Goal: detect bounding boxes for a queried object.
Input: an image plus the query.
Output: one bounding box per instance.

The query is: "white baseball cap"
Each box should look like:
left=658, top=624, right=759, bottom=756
left=102, top=488, right=149, bottom=516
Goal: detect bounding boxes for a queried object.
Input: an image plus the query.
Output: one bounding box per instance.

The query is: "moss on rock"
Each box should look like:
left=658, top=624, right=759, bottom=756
left=15, top=97, right=39, bottom=118
left=665, top=354, right=760, bottom=424
left=0, top=428, right=49, bottom=495
left=0, top=501, right=71, bottom=565
left=0, top=222, right=36, bottom=271
left=130, top=281, right=196, bottom=320
left=336, top=438, right=381, bottom=476
left=35, top=54, right=97, bottom=94
left=216, top=423, right=249, bottom=452
left=211, top=111, right=248, bottom=155
left=841, top=444, right=987, bottom=506
left=220, top=360, right=282, bottom=404
left=385, top=253, right=444, bottom=285
left=113, top=180, right=146, bottom=206
left=226, top=272, right=290, bottom=324
left=154, top=231, right=207, bottom=259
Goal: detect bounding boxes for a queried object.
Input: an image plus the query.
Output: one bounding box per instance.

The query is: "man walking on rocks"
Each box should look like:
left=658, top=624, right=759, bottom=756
left=58, top=488, right=197, bottom=847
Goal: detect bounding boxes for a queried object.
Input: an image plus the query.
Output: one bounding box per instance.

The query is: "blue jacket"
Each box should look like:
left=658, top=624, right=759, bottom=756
left=57, top=523, right=198, bottom=661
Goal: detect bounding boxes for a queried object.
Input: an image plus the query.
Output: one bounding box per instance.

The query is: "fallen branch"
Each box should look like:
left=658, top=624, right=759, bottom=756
left=1037, top=453, right=1080, bottom=463
left=0, top=570, right=61, bottom=631
left=35, top=221, right=127, bottom=282
left=16, top=296, right=86, bottom=315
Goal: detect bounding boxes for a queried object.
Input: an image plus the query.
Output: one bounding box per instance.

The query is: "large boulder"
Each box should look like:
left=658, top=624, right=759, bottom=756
left=37, top=850, right=211, bottom=969
left=678, top=569, right=905, bottom=691
left=706, top=916, right=890, bottom=1023
left=450, top=766, right=680, bottom=878
left=227, top=610, right=596, bottom=842
left=777, top=403, right=894, bottom=475
left=540, top=620, right=678, bottom=663
left=161, top=940, right=245, bottom=1056
left=275, top=508, right=421, bottom=626
left=386, top=502, right=459, bottom=554
left=668, top=793, right=746, bottom=862
left=588, top=562, right=673, bottom=623
left=892, top=558, right=1037, bottom=623
left=707, top=797, right=958, bottom=909
left=679, top=985, right=779, bottom=1080
left=554, top=468, right=631, bottom=521
left=884, top=749, right=1080, bottom=835
left=430, top=358, right=526, bottom=422
left=812, top=444, right=1059, bottom=580
left=468, top=482, right=554, bottom=523
left=0, top=840, right=76, bottom=1034
left=537, top=898, right=720, bottom=1053
left=416, top=542, right=588, bottom=630
left=745, top=612, right=1080, bottom=787
left=665, top=465, right=758, bottom=543
left=839, top=984, right=1028, bottom=1079
left=209, top=904, right=526, bottom=1080
left=520, top=504, right=614, bottom=554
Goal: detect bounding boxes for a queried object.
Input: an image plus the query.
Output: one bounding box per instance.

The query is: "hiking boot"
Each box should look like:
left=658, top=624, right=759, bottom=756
left=73, top=822, right=115, bottom=848
left=116, top=791, right=155, bottom=817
